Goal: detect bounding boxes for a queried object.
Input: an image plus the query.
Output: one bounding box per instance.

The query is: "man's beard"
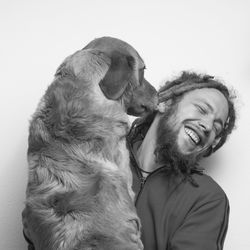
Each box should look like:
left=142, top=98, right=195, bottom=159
left=154, top=107, right=203, bottom=175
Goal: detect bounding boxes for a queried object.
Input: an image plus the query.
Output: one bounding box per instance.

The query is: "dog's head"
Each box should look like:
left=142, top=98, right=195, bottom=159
left=56, top=37, right=158, bottom=117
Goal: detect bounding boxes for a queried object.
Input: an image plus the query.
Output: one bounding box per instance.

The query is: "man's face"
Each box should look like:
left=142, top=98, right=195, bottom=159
left=158, top=87, right=229, bottom=159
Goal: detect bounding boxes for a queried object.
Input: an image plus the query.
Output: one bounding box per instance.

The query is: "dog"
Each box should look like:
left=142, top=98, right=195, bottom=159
left=22, top=37, right=158, bottom=250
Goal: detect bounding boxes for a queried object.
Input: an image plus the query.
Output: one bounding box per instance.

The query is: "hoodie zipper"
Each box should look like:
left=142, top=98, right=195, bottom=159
left=134, top=164, right=166, bottom=205
left=127, top=132, right=167, bottom=204
left=127, top=139, right=147, bottom=203
left=134, top=168, right=146, bottom=205
left=128, top=141, right=165, bottom=205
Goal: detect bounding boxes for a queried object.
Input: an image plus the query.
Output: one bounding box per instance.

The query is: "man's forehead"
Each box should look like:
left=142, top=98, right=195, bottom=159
left=182, top=87, right=225, bottom=103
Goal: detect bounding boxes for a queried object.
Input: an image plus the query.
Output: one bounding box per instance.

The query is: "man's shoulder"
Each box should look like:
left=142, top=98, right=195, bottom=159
left=152, top=170, right=228, bottom=204
left=150, top=169, right=227, bottom=201
left=187, top=173, right=228, bottom=201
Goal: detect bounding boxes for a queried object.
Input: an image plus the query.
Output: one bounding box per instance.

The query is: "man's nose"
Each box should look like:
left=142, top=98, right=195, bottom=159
left=198, top=119, right=213, bottom=133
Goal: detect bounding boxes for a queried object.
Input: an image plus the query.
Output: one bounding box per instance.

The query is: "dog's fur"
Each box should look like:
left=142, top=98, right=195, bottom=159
left=22, top=37, right=157, bottom=250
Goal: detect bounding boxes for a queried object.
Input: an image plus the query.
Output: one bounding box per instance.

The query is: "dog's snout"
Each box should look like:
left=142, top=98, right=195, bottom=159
left=144, top=79, right=157, bottom=95
left=126, top=78, right=157, bottom=116
left=126, top=76, right=158, bottom=117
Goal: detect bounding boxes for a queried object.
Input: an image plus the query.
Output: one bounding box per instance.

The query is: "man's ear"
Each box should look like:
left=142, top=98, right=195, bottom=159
left=99, top=51, right=134, bottom=100
left=204, top=138, right=221, bottom=157
left=156, top=100, right=173, bottom=113
left=211, top=137, right=221, bottom=151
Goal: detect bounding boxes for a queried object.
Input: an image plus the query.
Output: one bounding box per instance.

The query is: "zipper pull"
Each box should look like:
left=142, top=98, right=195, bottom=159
left=140, top=176, right=146, bottom=186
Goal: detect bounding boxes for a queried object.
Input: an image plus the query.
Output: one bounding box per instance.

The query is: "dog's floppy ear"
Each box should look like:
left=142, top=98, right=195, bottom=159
left=99, top=51, right=134, bottom=100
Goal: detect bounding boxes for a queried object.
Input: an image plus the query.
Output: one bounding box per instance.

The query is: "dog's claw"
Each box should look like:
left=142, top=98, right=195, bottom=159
left=127, top=218, right=143, bottom=249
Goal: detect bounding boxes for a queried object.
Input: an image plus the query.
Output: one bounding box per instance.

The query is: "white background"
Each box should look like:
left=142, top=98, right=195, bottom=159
left=1, top=0, right=249, bottom=249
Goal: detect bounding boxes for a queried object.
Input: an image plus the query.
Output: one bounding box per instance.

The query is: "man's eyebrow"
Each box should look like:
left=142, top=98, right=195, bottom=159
left=203, top=101, right=213, bottom=112
left=194, top=99, right=214, bottom=112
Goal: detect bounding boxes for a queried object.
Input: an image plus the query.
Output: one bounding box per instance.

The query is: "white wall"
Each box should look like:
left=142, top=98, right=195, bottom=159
left=0, top=0, right=249, bottom=249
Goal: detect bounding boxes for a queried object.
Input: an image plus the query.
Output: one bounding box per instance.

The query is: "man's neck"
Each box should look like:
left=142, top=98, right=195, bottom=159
left=136, top=114, right=161, bottom=174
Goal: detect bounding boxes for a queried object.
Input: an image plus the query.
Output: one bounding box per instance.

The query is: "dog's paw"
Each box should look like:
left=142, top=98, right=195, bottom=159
left=126, top=218, right=143, bottom=250
left=129, top=234, right=144, bottom=250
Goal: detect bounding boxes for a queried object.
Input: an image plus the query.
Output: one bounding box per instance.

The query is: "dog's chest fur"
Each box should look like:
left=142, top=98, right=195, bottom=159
left=27, top=74, right=131, bottom=198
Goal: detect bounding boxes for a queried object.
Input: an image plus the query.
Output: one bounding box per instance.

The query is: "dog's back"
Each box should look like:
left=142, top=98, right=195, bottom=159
left=23, top=37, right=157, bottom=250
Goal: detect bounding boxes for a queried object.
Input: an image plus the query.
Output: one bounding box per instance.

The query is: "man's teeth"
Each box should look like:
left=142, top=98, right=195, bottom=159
left=185, top=128, right=200, bottom=144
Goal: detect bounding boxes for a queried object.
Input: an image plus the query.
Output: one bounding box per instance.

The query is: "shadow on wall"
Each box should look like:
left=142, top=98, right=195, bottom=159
left=0, top=135, right=28, bottom=250
left=200, top=152, right=227, bottom=178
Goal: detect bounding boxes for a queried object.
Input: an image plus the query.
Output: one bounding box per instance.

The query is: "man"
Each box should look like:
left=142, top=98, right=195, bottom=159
left=25, top=71, right=236, bottom=250
left=127, top=71, right=236, bottom=250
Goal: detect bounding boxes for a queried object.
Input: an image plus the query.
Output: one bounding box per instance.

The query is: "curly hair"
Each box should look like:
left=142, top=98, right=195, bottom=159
left=158, top=71, right=237, bottom=156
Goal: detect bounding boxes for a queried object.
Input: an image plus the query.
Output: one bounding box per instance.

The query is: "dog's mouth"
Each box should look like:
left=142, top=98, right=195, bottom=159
left=126, top=91, right=158, bottom=117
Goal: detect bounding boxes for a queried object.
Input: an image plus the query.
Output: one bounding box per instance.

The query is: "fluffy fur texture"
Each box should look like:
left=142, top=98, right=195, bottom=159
left=22, top=37, right=157, bottom=250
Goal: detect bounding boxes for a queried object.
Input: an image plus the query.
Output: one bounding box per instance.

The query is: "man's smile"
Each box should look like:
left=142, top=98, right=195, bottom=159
left=184, top=127, right=200, bottom=144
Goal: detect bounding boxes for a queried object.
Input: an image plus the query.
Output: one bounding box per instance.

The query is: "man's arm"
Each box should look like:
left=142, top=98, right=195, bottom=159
left=169, top=196, right=229, bottom=250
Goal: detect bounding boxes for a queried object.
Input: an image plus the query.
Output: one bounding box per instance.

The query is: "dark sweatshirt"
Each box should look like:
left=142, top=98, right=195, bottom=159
left=127, top=120, right=229, bottom=250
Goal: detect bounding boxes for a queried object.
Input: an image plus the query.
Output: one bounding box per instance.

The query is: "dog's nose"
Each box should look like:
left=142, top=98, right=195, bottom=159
left=141, top=95, right=158, bottom=113
left=148, top=88, right=159, bottom=112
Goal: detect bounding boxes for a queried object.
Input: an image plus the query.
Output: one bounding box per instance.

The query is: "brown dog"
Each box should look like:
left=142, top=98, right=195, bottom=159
left=22, top=37, right=157, bottom=250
